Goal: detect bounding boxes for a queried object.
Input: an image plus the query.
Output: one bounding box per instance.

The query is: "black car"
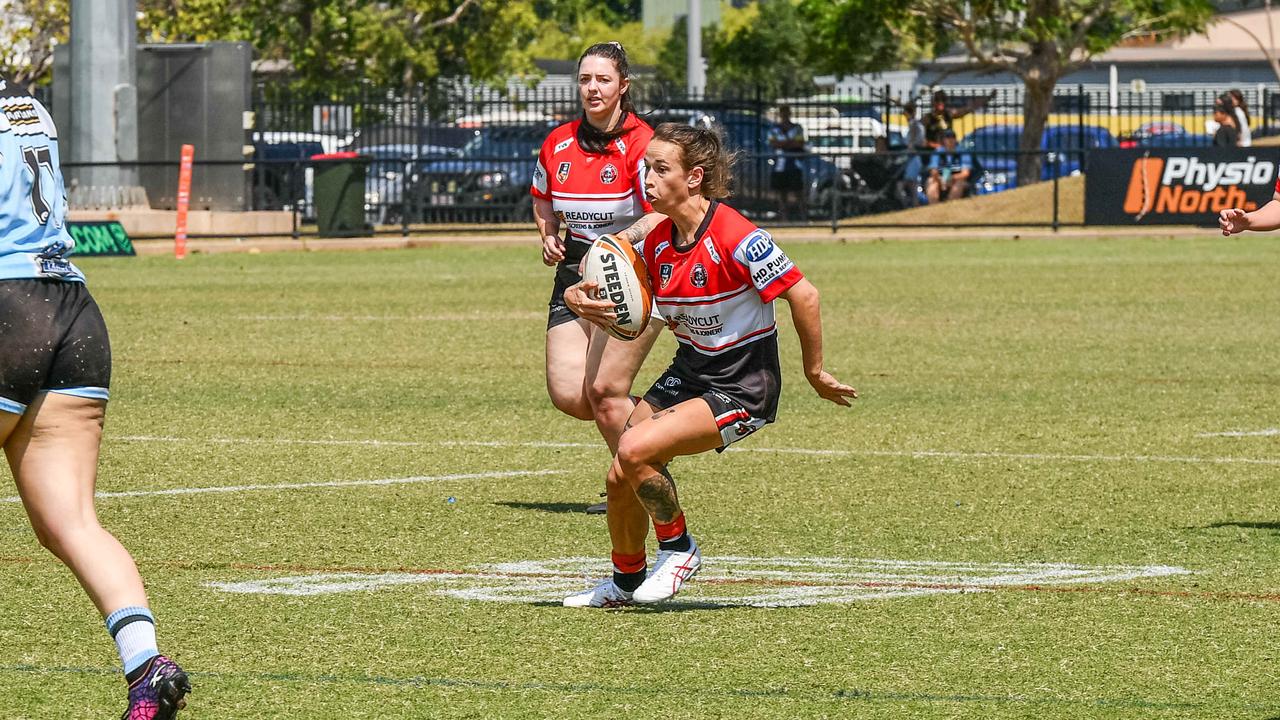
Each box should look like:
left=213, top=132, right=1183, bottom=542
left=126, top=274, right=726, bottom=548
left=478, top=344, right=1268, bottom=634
left=408, top=123, right=553, bottom=223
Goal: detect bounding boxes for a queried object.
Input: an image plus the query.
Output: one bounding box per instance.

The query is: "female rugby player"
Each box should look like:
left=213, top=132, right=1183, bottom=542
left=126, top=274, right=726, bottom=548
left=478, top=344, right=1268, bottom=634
left=0, top=76, right=190, bottom=717
left=560, top=122, right=857, bottom=607
left=531, top=42, right=664, bottom=514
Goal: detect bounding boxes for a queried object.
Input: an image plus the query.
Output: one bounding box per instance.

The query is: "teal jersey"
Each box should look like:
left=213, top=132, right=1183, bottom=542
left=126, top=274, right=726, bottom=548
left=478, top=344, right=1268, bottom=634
left=0, top=77, right=84, bottom=282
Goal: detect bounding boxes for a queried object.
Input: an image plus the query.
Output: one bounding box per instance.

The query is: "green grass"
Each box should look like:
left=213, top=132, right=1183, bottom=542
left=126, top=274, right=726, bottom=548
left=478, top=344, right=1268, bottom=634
left=2, top=235, right=1280, bottom=719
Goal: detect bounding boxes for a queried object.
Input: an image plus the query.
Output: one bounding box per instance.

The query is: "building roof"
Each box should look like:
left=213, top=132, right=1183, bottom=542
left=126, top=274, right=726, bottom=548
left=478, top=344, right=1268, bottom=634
left=924, top=8, right=1280, bottom=68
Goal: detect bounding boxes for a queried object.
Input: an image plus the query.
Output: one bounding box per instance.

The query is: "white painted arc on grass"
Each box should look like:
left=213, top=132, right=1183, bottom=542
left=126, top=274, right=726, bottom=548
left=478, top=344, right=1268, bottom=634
left=1196, top=428, right=1280, bottom=438
left=114, top=435, right=1280, bottom=467
left=0, top=470, right=563, bottom=504
left=206, top=556, right=1192, bottom=607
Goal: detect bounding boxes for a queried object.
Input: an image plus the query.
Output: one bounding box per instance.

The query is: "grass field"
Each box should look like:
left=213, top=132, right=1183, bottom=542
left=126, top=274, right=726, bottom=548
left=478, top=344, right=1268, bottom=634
left=2, top=234, right=1279, bottom=719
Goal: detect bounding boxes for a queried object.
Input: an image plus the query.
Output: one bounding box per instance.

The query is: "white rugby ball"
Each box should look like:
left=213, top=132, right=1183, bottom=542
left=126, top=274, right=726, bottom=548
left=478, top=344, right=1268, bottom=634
left=582, top=234, right=652, bottom=341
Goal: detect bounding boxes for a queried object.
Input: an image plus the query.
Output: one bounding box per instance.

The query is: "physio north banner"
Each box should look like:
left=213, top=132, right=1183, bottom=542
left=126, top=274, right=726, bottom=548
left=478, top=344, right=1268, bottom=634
left=1085, top=148, right=1279, bottom=225
left=67, top=221, right=135, bottom=256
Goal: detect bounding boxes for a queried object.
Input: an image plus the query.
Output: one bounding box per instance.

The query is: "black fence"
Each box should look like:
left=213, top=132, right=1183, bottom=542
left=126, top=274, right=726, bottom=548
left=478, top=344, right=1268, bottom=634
left=242, top=81, right=1269, bottom=232
left=53, top=81, right=1268, bottom=237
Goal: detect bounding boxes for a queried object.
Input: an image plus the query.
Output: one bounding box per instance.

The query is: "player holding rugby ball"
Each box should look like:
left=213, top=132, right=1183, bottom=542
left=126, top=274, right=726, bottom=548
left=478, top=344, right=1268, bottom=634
left=561, top=122, right=857, bottom=607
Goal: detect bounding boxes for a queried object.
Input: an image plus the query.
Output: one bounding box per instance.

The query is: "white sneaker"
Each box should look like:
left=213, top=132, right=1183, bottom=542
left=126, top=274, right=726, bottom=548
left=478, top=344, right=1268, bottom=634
left=562, top=578, right=635, bottom=608
left=633, top=537, right=701, bottom=604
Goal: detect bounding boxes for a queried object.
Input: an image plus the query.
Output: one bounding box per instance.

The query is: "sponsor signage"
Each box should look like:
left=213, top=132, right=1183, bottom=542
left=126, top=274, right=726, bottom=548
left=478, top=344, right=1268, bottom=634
left=1086, top=148, right=1278, bottom=225
left=67, top=221, right=135, bottom=257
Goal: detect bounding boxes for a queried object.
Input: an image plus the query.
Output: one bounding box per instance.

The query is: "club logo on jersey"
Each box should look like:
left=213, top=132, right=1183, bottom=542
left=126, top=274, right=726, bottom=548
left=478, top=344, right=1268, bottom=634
left=742, top=231, right=775, bottom=263
left=557, top=161, right=571, bottom=184
left=553, top=138, right=574, bottom=154
left=659, top=263, right=674, bottom=288
left=599, top=163, right=618, bottom=184
left=690, top=263, right=708, bottom=288
left=702, top=237, right=722, bottom=264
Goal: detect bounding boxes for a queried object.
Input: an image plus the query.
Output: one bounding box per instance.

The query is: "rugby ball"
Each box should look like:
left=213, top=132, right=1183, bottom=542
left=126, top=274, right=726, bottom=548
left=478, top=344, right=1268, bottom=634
left=582, top=234, right=652, bottom=341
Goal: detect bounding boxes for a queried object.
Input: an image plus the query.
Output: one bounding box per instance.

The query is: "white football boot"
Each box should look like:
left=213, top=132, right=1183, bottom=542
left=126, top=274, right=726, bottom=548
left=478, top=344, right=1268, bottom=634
left=632, top=537, right=701, bottom=604
left=562, top=578, right=635, bottom=608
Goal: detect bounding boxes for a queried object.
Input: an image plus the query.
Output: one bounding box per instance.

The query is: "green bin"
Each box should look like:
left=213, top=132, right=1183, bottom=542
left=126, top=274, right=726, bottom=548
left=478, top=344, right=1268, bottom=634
left=312, top=152, right=369, bottom=237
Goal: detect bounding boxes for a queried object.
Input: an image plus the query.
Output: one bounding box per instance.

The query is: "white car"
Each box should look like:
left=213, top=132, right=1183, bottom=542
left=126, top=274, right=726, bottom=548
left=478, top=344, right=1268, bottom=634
left=802, top=118, right=906, bottom=170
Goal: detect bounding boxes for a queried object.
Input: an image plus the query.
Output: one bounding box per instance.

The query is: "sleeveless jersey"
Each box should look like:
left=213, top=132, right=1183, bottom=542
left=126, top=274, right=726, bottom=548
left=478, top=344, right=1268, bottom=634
left=0, top=77, right=83, bottom=282
left=643, top=201, right=803, bottom=391
left=531, top=114, right=653, bottom=246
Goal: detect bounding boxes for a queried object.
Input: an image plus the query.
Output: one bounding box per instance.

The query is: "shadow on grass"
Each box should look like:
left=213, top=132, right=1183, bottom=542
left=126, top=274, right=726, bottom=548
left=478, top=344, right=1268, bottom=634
left=529, top=599, right=739, bottom=613
left=1192, top=521, right=1280, bottom=534
left=493, top=500, right=595, bottom=514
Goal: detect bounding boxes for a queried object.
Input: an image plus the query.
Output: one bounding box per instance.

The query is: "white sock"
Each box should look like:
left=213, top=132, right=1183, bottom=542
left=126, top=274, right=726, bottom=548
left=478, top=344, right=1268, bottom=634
left=105, top=606, right=159, bottom=675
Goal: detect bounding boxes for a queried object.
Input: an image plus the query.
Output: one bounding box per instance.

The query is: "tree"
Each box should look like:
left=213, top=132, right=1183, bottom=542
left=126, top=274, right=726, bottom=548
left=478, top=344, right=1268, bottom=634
left=801, top=0, right=1216, bottom=184
left=705, top=0, right=818, bottom=98
left=135, top=0, right=542, bottom=94
left=0, top=0, right=70, bottom=90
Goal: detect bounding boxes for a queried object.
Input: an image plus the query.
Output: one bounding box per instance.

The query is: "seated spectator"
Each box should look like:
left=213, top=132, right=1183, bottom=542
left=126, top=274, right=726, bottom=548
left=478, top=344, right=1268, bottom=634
left=924, top=129, right=972, bottom=203
left=1212, top=96, right=1239, bottom=148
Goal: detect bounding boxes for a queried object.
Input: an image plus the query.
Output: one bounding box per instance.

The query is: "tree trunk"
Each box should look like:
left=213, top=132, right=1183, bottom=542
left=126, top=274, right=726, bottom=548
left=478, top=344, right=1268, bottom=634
left=1019, top=76, right=1055, bottom=188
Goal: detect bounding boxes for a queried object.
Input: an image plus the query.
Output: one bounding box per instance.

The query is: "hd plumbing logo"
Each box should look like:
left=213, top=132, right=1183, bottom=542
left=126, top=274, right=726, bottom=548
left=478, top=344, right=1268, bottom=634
left=206, top=556, right=1190, bottom=607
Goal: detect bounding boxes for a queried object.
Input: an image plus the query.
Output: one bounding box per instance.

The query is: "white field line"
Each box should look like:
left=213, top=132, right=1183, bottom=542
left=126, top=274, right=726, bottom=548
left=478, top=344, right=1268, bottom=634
left=207, top=556, right=1192, bottom=607
left=234, top=312, right=541, bottom=322
left=113, top=435, right=1280, bottom=467
left=0, top=470, right=562, bottom=504
left=1197, top=428, right=1280, bottom=438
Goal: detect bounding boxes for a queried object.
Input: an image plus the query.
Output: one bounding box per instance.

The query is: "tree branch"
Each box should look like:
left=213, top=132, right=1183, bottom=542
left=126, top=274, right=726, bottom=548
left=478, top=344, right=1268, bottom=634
left=1217, top=14, right=1280, bottom=86
left=426, top=0, right=480, bottom=30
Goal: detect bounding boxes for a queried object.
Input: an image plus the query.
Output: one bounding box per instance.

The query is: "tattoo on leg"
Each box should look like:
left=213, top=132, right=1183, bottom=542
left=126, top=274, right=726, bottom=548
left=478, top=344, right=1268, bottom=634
left=657, top=463, right=676, bottom=490
left=636, top=473, right=681, bottom=523
left=650, top=408, right=676, bottom=421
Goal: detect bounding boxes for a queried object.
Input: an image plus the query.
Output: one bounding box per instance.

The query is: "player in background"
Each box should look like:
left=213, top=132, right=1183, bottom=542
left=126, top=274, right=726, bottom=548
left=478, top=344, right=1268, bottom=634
left=1218, top=179, right=1280, bottom=235
left=0, top=76, right=190, bottom=718
left=531, top=42, right=665, bottom=514
left=560, top=122, right=857, bottom=607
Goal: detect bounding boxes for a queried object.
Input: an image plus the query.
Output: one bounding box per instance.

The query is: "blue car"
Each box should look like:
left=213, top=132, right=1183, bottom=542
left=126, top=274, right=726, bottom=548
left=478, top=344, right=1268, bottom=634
left=960, top=124, right=1118, bottom=194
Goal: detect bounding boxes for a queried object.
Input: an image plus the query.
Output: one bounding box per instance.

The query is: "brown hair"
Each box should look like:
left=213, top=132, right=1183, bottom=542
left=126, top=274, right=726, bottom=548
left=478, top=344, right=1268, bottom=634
left=1228, top=88, right=1250, bottom=125
left=652, top=122, right=736, bottom=199
left=576, top=41, right=636, bottom=154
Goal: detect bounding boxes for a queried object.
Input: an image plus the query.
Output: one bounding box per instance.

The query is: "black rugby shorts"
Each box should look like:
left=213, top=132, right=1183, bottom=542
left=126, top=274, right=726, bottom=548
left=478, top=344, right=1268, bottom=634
left=0, top=279, right=111, bottom=415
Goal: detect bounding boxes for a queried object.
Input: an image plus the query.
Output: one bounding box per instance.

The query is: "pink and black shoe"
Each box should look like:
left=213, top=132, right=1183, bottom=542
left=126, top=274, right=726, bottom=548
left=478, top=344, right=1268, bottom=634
left=122, top=655, right=191, bottom=720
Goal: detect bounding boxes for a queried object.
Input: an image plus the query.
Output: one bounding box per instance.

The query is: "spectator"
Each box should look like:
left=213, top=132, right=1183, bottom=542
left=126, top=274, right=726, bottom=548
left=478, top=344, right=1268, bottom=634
left=1228, top=88, right=1252, bottom=147
left=767, top=105, right=807, bottom=220
left=901, top=101, right=928, bottom=207
left=923, top=89, right=993, bottom=147
left=924, top=129, right=973, bottom=203
left=1213, top=96, right=1239, bottom=148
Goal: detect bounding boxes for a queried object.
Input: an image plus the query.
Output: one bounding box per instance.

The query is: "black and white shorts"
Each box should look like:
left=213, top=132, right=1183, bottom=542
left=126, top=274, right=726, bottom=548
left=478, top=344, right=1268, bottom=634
left=642, top=369, right=771, bottom=450
left=0, top=279, right=112, bottom=415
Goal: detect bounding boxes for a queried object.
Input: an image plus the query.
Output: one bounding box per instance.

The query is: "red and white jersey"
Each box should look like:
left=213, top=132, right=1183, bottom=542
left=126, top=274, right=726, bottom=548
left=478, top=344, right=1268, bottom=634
left=531, top=114, right=653, bottom=246
left=643, top=201, right=803, bottom=385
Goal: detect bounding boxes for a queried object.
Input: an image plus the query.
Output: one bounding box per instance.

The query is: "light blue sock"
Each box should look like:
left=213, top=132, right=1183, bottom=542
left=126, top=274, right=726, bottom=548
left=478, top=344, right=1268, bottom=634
left=105, top=606, right=159, bottom=675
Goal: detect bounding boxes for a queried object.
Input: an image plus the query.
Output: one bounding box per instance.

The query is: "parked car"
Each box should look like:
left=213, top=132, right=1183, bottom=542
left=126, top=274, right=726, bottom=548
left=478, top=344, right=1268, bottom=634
left=959, top=124, right=1117, bottom=194
left=643, top=108, right=854, bottom=219
left=805, top=117, right=907, bottom=169
left=361, top=144, right=462, bottom=225
left=409, top=122, right=554, bottom=222
left=1118, top=122, right=1211, bottom=148
left=251, top=139, right=325, bottom=212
